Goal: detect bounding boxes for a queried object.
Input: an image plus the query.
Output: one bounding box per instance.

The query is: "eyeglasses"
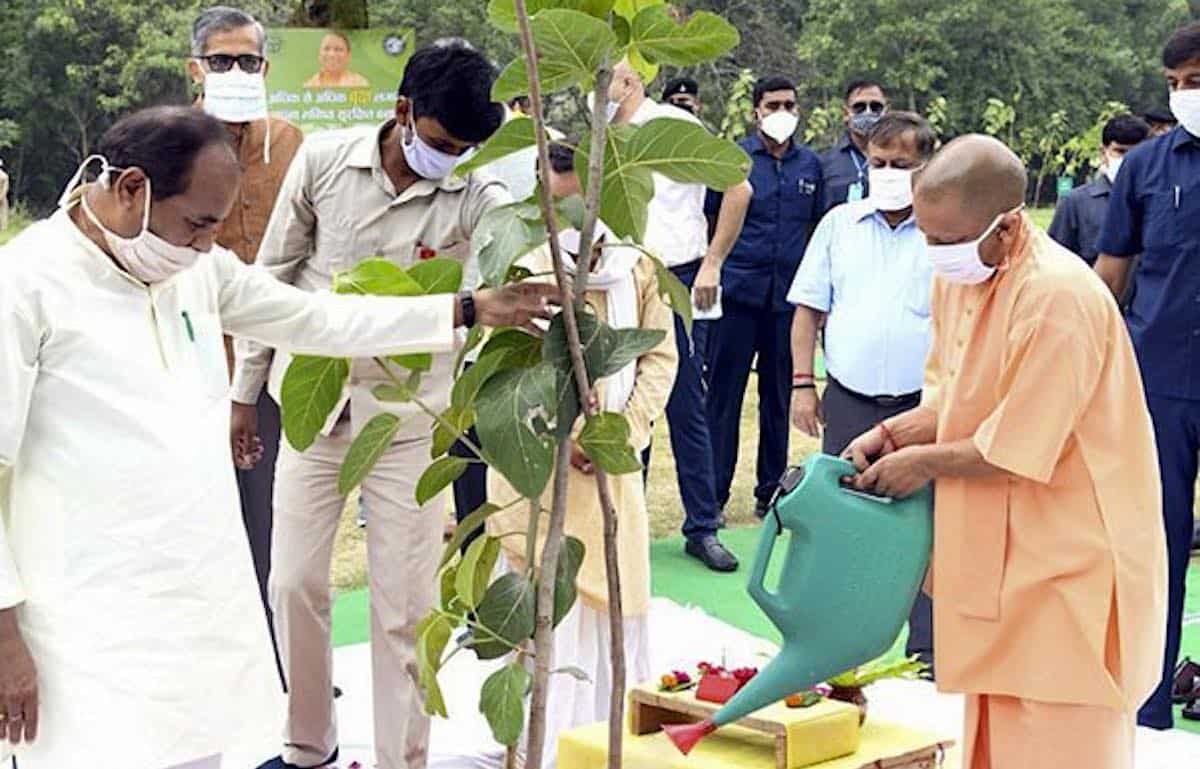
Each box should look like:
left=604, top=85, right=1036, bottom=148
left=199, top=54, right=265, bottom=74
left=850, top=100, right=886, bottom=115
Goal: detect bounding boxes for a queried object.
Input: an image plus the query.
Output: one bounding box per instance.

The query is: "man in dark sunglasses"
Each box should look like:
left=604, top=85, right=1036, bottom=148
left=187, top=5, right=305, bottom=689
left=819, top=78, right=890, bottom=214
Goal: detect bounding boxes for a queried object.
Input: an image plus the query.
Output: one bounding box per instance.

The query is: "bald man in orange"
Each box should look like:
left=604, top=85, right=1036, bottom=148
left=842, top=135, right=1167, bottom=768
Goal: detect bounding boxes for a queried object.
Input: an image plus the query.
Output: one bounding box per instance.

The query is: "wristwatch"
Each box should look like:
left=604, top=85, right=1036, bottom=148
left=458, top=291, right=477, bottom=328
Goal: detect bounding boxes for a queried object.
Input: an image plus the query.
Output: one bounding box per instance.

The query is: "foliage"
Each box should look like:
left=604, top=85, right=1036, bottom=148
left=271, top=2, right=748, bottom=756
left=827, top=655, right=928, bottom=689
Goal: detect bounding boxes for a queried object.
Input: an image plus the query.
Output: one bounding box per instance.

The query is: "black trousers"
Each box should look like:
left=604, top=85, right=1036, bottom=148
left=822, top=376, right=934, bottom=669
left=234, top=390, right=286, bottom=689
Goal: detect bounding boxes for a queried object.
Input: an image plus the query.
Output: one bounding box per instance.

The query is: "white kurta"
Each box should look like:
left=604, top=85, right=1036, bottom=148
left=0, top=210, right=456, bottom=769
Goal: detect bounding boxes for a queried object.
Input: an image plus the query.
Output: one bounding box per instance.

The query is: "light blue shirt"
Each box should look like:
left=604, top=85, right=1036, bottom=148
left=788, top=200, right=933, bottom=397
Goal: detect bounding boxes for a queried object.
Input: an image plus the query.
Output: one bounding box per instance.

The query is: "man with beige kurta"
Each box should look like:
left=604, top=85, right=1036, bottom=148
left=235, top=42, right=511, bottom=769
left=488, top=141, right=678, bottom=768
left=843, top=135, right=1166, bottom=769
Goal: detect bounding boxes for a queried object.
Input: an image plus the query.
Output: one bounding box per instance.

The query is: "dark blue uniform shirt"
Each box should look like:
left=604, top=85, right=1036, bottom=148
left=819, top=132, right=869, bottom=215
left=1047, top=174, right=1113, bottom=266
left=705, top=134, right=822, bottom=313
left=1098, top=125, right=1200, bottom=400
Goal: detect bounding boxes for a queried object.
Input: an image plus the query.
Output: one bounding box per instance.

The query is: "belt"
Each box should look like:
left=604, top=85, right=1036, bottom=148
left=829, top=376, right=921, bottom=408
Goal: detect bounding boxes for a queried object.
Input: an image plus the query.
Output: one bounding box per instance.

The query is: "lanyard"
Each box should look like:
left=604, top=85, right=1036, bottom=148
left=850, top=147, right=867, bottom=181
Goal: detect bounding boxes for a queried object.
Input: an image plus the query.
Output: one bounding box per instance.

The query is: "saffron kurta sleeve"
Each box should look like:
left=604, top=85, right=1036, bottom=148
left=973, top=312, right=1103, bottom=484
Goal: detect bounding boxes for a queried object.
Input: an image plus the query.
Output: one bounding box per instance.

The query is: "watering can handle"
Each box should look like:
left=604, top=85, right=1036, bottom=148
left=746, top=517, right=788, bottom=626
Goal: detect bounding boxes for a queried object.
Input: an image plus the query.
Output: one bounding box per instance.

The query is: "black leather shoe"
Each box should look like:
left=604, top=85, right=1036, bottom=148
left=256, top=748, right=339, bottom=769
left=686, top=535, right=739, bottom=572
left=1185, top=698, right=1200, bottom=722
left=1172, top=657, right=1200, bottom=704
left=754, top=498, right=771, bottom=519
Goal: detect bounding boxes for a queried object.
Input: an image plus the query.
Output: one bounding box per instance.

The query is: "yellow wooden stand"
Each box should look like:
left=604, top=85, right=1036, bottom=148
left=556, top=684, right=954, bottom=769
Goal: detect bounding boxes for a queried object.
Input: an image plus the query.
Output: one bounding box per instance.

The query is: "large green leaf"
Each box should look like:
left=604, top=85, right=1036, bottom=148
left=389, top=353, right=433, bottom=373
left=492, top=10, right=617, bottom=101
left=480, top=663, right=532, bottom=747
left=441, top=503, right=503, bottom=568
left=416, top=613, right=453, bottom=717
left=373, top=382, right=417, bottom=402
left=578, top=411, right=643, bottom=474
left=576, top=119, right=750, bottom=241
left=431, top=404, right=476, bottom=459
left=454, top=117, right=536, bottom=177
left=629, top=6, right=740, bottom=66
left=333, top=258, right=424, bottom=297
left=553, top=536, right=586, bottom=627
left=439, top=564, right=460, bottom=611
left=480, top=328, right=544, bottom=370
left=280, top=355, right=349, bottom=452
left=652, top=254, right=692, bottom=336
left=488, top=0, right=615, bottom=32
left=407, top=258, right=464, bottom=294
left=627, top=117, right=751, bottom=188
left=416, top=456, right=469, bottom=506
left=612, top=0, right=663, bottom=21
left=472, top=573, right=537, bottom=660
left=474, top=364, right=558, bottom=498
left=473, top=200, right=547, bottom=286
left=543, top=307, right=666, bottom=381
left=451, top=353, right=507, bottom=411
left=456, top=534, right=502, bottom=610
left=337, top=413, right=401, bottom=495
left=576, top=125, right=654, bottom=243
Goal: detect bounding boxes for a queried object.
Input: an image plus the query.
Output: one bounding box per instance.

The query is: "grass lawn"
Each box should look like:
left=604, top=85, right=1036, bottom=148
left=0, top=210, right=30, bottom=246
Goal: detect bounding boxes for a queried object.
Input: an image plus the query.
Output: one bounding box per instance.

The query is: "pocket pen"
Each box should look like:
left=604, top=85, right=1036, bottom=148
left=181, top=310, right=196, bottom=342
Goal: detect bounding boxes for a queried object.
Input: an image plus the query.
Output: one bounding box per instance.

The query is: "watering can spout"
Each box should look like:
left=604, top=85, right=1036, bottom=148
left=663, top=720, right=716, bottom=755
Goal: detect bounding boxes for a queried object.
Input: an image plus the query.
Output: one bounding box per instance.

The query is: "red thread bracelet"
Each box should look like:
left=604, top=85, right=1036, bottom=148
left=877, top=421, right=899, bottom=451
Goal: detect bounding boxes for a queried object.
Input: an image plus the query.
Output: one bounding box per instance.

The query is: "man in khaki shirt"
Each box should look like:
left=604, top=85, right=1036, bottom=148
left=237, top=41, right=510, bottom=769
left=188, top=6, right=305, bottom=680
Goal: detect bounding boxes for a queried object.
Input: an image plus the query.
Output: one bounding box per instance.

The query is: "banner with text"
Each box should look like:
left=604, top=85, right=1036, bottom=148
left=266, top=28, right=414, bottom=133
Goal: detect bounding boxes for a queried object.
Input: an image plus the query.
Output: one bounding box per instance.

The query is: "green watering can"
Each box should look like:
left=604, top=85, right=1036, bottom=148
left=665, top=453, right=933, bottom=754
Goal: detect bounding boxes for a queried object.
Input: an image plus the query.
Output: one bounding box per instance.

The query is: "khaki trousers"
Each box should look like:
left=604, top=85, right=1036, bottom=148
left=964, top=694, right=1134, bottom=769
left=270, top=417, right=444, bottom=769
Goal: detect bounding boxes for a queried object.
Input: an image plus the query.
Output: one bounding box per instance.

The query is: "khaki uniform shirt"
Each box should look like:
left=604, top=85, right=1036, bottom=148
left=924, top=219, right=1167, bottom=711
left=232, top=120, right=509, bottom=441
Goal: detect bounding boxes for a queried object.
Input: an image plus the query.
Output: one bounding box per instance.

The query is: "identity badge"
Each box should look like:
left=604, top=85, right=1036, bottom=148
left=847, top=182, right=864, bottom=202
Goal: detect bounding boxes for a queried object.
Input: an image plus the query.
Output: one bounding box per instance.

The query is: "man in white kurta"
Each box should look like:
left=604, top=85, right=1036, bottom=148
left=0, top=106, right=554, bottom=769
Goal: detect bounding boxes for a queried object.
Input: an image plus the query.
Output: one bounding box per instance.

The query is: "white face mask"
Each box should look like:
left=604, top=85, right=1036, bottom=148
left=402, top=115, right=471, bottom=180
left=1169, top=88, right=1200, bottom=138
left=64, top=156, right=204, bottom=284
left=587, top=90, right=625, bottom=123
left=925, top=207, right=1022, bottom=286
left=760, top=111, right=798, bottom=144
left=867, top=166, right=914, bottom=212
left=1104, top=155, right=1123, bottom=184
left=201, top=69, right=268, bottom=124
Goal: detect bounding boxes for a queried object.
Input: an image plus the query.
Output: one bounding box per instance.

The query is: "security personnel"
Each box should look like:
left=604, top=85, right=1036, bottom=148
left=662, top=76, right=701, bottom=116
left=1048, top=114, right=1150, bottom=266
left=706, top=75, right=822, bottom=520
left=819, top=78, right=889, bottom=214
left=1094, top=20, right=1200, bottom=731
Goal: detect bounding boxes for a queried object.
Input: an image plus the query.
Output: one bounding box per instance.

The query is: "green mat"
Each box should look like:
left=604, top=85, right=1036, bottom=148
left=332, top=527, right=1200, bottom=733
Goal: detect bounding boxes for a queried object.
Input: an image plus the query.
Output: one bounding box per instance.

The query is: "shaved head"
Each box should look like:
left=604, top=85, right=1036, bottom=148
left=606, top=58, right=646, bottom=123
left=914, top=134, right=1026, bottom=230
